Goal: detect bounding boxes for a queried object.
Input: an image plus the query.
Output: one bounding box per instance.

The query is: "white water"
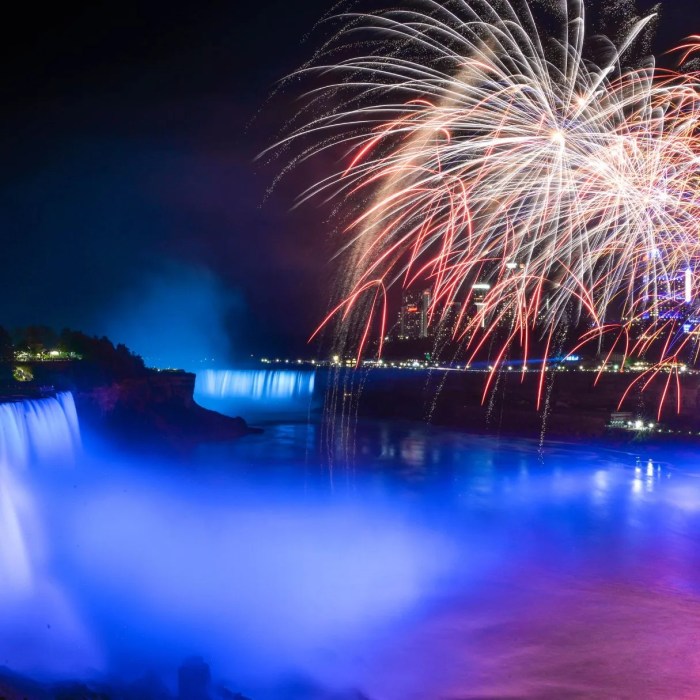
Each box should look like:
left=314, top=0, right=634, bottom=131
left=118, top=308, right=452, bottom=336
left=0, top=393, right=81, bottom=592
left=195, top=369, right=316, bottom=419
left=0, top=392, right=81, bottom=469
left=196, top=369, right=315, bottom=401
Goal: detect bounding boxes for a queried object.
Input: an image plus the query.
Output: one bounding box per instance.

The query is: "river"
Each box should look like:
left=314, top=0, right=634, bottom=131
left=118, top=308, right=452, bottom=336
left=1, top=380, right=699, bottom=698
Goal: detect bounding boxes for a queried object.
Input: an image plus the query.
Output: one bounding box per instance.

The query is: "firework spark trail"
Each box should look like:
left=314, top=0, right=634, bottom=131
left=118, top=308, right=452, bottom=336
left=275, top=0, right=700, bottom=415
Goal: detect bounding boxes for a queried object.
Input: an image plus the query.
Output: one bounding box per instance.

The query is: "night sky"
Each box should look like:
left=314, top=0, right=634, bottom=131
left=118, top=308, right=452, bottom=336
left=1, top=0, right=699, bottom=366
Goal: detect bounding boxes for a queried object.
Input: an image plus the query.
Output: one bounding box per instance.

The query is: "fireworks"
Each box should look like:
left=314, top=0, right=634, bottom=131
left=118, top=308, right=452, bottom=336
left=279, top=0, right=700, bottom=416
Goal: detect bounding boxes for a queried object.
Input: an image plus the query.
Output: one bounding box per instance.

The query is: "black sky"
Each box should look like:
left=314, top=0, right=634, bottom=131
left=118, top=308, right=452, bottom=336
left=1, top=0, right=699, bottom=361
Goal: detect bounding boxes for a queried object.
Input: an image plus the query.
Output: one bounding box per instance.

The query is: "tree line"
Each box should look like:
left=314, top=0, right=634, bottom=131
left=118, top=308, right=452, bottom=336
left=0, top=325, right=146, bottom=379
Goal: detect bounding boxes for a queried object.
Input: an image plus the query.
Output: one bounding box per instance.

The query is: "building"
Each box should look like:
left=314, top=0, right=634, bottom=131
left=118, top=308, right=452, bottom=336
left=434, top=301, right=463, bottom=342
left=609, top=411, right=634, bottom=429
left=639, top=246, right=695, bottom=323
left=399, top=289, right=431, bottom=340
left=634, top=264, right=699, bottom=342
left=470, top=283, right=491, bottom=328
left=656, top=268, right=694, bottom=319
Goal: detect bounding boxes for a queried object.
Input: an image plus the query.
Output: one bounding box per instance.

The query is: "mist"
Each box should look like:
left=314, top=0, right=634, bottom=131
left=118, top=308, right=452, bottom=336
left=105, top=262, right=241, bottom=370
left=0, top=390, right=458, bottom=698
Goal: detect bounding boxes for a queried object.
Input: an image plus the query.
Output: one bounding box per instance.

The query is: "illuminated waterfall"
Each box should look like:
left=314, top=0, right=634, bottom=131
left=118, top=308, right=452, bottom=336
left=0, top=392, right=81, bottom=469
left=0, top=392, right=81, bottom=591
left=196, top=369, right=316, bottom=401
left=195, top=369, right=317, bottom=419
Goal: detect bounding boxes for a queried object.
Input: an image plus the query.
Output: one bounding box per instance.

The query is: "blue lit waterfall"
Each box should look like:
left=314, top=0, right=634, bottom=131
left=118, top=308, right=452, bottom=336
left=0, top=392, right=81, bottom=468
left=0, top=392, right=81, bottom=592
left=195, top=369, right=317, bottom=420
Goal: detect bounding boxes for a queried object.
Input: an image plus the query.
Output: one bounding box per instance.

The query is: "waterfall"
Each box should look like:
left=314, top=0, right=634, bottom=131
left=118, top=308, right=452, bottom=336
left=0, top=392, right=82, bottom=591
left=0, top=392, right=81, bottom=469
left=196, top=369, right=316, bottom=401
left=195, top=369, right=317, bottom=419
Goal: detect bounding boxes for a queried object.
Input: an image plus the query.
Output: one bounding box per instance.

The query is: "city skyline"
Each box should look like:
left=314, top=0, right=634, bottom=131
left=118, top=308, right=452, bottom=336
left=2, top=0, right=700, bottom=365
left=4, top=4, right=700, bottom=698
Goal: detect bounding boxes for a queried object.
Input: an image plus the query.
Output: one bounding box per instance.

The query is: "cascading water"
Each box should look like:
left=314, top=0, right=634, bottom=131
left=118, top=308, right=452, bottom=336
left=0, top=392, right=82, bottom=591
left=18, top=393, right=80, bottom=467
left=0, top=466, right=32, bottom=590
left=197, top=369, right=316, bottom=401
left=195, top=369, right=317, bottom=419
left=0, top=392, right=81, bottom=469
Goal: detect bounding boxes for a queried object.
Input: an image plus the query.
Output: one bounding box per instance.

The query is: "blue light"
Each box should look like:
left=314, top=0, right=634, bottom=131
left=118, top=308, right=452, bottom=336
left=195, top=368, right=317, bottom=419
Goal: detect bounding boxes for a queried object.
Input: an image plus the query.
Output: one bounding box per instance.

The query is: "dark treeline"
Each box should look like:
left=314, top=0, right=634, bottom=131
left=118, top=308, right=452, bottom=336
left=0, top=325, right=147, bottom=388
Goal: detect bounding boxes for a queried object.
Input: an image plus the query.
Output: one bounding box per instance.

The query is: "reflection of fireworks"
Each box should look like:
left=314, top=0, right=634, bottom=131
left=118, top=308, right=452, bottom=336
left=281, top=0, right=700, bottom=417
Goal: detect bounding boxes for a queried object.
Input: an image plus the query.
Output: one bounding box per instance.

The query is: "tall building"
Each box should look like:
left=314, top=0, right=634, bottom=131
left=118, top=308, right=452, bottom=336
left=635, top=246, right=699, bottom=341
left=638, top=258, right=693, bottom=319
left=640, top=249, right=657, bottom=315
left=420, top=289, right=431, bottom=337
left=471, top=283, right=491, bottom=328
left=399, top=289, right=431, bottom=340
left=434, top=301, right=463, bottom=341
left=498, top=262, right=524, bottom=328
left=657, top=268, right=694, bottom=318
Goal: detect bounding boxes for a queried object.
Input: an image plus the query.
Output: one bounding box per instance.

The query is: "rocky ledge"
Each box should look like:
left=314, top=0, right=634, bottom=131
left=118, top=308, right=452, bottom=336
left=72, top=370, right=259, bottom=448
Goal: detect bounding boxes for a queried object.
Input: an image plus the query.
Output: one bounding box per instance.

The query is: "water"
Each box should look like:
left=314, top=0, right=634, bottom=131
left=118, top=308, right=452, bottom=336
left=0, top=391, right=80, bottom=468
left=2, top=396, right=700, bottom=698
left=0, top=392, right=88, bottom=670
left=0, top=392, right=81, bottom=589
left=195, top=368, right=317, bottom=421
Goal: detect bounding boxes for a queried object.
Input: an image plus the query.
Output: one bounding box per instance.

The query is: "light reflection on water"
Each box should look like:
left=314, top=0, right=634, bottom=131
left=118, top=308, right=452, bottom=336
left=195, top=424, right=700, bottom=692
left=199, top=423, right=700, bottom=698
left=3, top=417, right=700, bottom=698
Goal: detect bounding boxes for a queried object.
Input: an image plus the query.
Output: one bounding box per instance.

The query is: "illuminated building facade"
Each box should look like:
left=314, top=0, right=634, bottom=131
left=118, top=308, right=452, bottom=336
left=638, top=247, right=696, bottom=331
left=657, top=268, right=694, bottom=318
left=471, top=283, right=491, bottom=328
left=399, top=289, right=431, bottom=340
left=640, top=266, right=698, bottom=336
